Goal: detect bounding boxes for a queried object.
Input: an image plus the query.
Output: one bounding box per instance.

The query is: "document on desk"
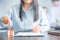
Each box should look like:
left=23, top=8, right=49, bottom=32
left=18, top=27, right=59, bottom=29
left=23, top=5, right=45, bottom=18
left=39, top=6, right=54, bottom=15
left=14, top=32, right=44, bottom=37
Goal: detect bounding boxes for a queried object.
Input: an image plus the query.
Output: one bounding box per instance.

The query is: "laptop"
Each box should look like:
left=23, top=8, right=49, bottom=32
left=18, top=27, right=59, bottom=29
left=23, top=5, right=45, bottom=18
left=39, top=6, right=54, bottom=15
left=48, top=26, right=60, bottom=36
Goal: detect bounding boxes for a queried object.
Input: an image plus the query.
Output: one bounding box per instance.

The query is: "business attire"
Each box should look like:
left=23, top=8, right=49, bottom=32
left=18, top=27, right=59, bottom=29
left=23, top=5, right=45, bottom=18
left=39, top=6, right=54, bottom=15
left=3, top=4, right=50, bottom=33
left=44, top=11, right=52, bottom=27
left=51, top=6, right=60, bottom=26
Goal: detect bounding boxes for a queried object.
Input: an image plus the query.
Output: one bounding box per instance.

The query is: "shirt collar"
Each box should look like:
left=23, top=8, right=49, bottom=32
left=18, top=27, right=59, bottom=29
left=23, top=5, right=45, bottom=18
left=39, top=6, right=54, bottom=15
left=22, top=5, right=34, bottom=14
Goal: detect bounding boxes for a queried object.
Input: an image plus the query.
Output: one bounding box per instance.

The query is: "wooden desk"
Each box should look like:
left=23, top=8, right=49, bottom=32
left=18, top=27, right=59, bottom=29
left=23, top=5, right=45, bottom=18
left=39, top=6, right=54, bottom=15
left=0, top=32, right=60, bottom=40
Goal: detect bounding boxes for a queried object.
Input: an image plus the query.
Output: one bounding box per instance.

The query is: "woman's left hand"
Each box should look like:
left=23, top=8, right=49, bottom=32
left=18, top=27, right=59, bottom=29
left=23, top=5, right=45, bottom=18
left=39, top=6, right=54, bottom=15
left=32, top=26, right=41, bottom=33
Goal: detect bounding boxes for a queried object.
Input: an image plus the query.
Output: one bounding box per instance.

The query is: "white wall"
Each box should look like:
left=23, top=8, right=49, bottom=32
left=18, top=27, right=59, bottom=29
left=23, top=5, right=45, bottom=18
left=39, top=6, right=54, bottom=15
left=0, top=0, right=20, bottom=17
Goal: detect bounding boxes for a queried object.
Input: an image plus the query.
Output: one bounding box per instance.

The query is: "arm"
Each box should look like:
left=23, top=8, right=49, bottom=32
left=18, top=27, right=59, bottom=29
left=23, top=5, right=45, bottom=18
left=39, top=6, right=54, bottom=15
left=8, top=7, right=25, bottom=32
left=39, top=8, right=50, bottom=33
left=0, top=8, right=13, bottom=27
left=32, top=7, right=50, bottom=33
left=2, top=7, right=14, bottom=26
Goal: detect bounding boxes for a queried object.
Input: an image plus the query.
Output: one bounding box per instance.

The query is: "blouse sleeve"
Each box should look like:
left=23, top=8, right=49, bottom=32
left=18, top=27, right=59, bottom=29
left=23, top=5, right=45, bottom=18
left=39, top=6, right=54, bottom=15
left=39, top=8, right=50, bottom=33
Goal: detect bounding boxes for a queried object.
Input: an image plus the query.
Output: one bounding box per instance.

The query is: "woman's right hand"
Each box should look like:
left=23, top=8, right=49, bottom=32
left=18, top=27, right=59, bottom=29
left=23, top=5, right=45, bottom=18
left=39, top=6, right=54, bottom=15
left=32, top=26, right=41, bottom=33
left=2, top=16, right=11, bottom=25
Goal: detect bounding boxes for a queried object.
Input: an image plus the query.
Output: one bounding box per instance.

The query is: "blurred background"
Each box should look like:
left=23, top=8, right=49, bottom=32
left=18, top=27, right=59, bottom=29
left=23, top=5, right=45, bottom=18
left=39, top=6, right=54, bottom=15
left=0, top=0, right=20, bottom=17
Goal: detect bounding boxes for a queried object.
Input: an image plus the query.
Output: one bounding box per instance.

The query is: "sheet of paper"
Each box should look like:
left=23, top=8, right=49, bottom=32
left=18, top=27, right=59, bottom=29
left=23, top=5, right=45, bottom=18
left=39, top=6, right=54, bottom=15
left=14, top=32, right=44, bottom=36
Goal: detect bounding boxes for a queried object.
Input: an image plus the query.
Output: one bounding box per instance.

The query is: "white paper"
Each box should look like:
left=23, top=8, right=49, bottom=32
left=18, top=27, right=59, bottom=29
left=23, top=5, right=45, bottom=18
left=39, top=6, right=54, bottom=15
left=0, top=30, right=7, bottom=32
left=15, top=32, right=44, bottom=36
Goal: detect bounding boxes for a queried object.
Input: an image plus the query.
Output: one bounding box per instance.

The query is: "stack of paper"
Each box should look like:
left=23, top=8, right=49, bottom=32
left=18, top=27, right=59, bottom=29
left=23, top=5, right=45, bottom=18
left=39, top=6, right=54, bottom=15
left=14, top=32, right=44, bottom=37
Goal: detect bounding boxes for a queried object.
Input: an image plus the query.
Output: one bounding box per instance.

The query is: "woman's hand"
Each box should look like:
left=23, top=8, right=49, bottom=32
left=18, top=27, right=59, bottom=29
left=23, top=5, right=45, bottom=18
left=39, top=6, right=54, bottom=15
left=32, top=26, right=41, bottom=33
left=2, top=16, right=11, bottom=25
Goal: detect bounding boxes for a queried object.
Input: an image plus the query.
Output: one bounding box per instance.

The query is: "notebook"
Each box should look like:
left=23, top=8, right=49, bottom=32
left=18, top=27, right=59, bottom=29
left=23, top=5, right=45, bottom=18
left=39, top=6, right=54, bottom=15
left=14, top=32, right=44, bottom=37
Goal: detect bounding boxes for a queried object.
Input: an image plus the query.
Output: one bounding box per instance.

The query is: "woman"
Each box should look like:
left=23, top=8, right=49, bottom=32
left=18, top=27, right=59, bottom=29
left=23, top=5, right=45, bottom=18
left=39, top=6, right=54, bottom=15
left=2, top=0, right=50, bottom=33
